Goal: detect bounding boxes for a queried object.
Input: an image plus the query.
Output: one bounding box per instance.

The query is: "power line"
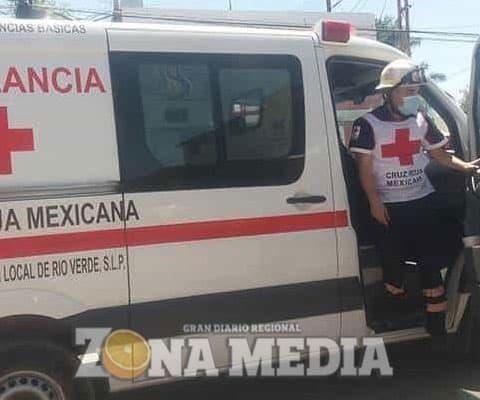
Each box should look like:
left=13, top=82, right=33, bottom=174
left=92, top=13, right=114, bottom=22
left=0, top=4, right=112, bottom=19
left=0, top=3, right=479, bottom=45
left=110, top=14, right=478, bottom=43
left=410, top=36, right=477, bottom=44
left=358, top=27, right=478, bottom=39
left=332, top=0, right=345, bottom=10
left=110, top=12, right=311, bottom=28
left=349, top=0, right=364, bottom=12
left=0, top=4, right=110, bottom=15
left=356, top=0, right=369, bottom=12
left=416, top=24, right=480, bottom=31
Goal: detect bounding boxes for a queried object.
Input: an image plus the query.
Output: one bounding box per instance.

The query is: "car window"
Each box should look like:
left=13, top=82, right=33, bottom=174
left=111, top=53, right=305, bottom=192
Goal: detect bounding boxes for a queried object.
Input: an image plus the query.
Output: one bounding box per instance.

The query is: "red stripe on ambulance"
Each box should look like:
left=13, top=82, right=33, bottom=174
left=0, top=211, right=349, bottom=259
left=0, top=228, right=125, bottom=259
left=126, top=211, right=349, bottom=247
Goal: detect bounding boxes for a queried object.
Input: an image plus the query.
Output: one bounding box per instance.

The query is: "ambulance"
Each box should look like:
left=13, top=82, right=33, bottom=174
left=0, top=16, right=478, bottom=399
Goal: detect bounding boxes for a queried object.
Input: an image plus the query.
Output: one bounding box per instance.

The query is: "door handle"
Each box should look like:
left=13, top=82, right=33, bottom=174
left=286, top=195, right=327, bottom=204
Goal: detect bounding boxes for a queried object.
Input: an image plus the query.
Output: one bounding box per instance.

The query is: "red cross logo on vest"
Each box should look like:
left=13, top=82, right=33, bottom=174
left=0, top=107, right=35, bottom=175
left=381, top=128, right=422, bottom=166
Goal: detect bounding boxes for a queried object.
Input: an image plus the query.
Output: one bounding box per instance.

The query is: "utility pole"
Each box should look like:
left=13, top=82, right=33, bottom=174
left=326, top=0, right=332, bottom=12
left=112, top=0, right=122, bottom=22
left=397, top=0, right=412, bottom=56
left=16, top=0, right=48, bottom=19
left=16, top=0, right=31, bottom=18
left=405, top=0, right=411, bottom=55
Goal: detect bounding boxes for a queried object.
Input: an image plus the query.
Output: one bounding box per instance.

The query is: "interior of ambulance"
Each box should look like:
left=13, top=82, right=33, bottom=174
left=327, top=57, right=470, bottom=333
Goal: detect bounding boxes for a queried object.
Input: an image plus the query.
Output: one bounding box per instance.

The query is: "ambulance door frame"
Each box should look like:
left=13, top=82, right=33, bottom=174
left=470, top=45, right=480, bottom=160
left=323, top=55, right=469, bottom=331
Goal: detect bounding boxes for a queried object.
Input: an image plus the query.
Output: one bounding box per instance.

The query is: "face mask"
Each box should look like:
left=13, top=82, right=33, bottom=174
left=398, top=95, right=422, bottom=116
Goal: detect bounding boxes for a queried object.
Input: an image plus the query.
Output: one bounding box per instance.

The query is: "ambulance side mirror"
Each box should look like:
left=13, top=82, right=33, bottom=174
left=229, top=89, right=264, bottom=135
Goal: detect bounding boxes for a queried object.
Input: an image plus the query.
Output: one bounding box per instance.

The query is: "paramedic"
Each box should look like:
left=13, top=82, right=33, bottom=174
left=349, top=59, right=479, bottom=336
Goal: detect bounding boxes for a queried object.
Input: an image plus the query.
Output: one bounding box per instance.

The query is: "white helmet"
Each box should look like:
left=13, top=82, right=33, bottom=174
left=376, top=59, right=427, bottom=91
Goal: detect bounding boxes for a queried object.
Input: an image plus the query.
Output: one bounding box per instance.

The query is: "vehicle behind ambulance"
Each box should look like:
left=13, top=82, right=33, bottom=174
left=0, top=17, right=478, bottom=399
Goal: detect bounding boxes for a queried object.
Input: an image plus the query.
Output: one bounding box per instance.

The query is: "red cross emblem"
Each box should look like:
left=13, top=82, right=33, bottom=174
left=381, top=128, right=421, bottom=166
left=0, top=107, right=35, bottom=175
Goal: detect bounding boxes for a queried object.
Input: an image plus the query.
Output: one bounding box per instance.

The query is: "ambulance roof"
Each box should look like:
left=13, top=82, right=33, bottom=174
left=119, top=8, right=377, bottom=35
left=106, top=19, right=317, bottom=37
left=106, top=19, right=408, bottom=64
left=324, top=35, right=407, bottom=63
left=0, top=18, right=407, bottom=65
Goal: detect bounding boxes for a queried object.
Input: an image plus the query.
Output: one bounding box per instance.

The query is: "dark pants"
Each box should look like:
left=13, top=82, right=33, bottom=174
left=373, top=192, right=461, bottom=291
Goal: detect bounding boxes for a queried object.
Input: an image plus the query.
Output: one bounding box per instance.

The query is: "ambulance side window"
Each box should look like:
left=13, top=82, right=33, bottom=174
left=138, top=62, right=216, bottom=168
left=219, top=68, right=295, bottom=161
left=110, top=53, right=305, bottom=192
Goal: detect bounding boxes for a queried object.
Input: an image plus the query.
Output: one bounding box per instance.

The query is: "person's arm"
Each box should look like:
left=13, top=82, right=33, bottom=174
left=428, top=148, right=479, bottom=173
left=356, top=153, right=390, bottom=226
left=349, top=118, right=389, bottom=226
left=421, top=113, right=479, bottom=173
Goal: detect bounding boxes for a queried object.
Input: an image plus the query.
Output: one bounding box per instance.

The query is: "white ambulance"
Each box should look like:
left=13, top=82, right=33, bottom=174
left=0, top=17, right=478, bottom=399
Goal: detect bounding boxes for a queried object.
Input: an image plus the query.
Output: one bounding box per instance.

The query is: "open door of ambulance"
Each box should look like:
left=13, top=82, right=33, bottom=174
left=463, top=45, right=480, bottom=330
left=431, top=41, right=480, bottom=357
left=453, top=40, right=480, bottom=356
left=466, top=43, right=480, bottom=237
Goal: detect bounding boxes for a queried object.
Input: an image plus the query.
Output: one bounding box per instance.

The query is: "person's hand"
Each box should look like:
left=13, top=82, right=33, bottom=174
left=370, top=199, right=390, bottom=227
left=465, top=158, right=480, bottom=174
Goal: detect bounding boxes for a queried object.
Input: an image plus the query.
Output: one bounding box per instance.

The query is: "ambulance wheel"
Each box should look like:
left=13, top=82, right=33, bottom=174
left=0, top=340, right=96, bottom=400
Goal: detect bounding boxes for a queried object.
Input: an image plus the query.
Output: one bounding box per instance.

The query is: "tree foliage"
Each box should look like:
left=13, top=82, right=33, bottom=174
left=375, top=15, right=421, bottom=52
left=375, top=16, right=399, bottom=49
left=429, top=72, right=447, bottom=83
left=376, top=16, right=447, bottom=84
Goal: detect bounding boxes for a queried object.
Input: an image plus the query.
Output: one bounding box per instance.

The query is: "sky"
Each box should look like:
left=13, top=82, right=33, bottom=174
left=1, top=0, right=479, bottom=100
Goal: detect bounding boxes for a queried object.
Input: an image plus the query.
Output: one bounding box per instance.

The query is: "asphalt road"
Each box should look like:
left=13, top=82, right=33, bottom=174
left=111, top=340, right=480, bottom=400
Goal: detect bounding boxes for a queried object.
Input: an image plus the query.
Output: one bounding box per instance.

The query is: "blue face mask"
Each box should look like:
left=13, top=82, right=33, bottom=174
left=399, top=96, right=422, bottom=116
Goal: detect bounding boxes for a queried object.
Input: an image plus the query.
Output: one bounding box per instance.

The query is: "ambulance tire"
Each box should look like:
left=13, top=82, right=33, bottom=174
left=0, top=340, right=97, bottom=400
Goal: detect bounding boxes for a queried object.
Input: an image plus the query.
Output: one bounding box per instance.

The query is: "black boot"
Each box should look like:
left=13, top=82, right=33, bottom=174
left=426, top=311, right=447, bottom=336
left=426, top=311, right=448, bottom=357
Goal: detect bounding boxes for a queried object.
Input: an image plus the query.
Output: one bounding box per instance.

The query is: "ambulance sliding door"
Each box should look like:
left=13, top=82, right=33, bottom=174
left=108, top=29, right=342, bottom=375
